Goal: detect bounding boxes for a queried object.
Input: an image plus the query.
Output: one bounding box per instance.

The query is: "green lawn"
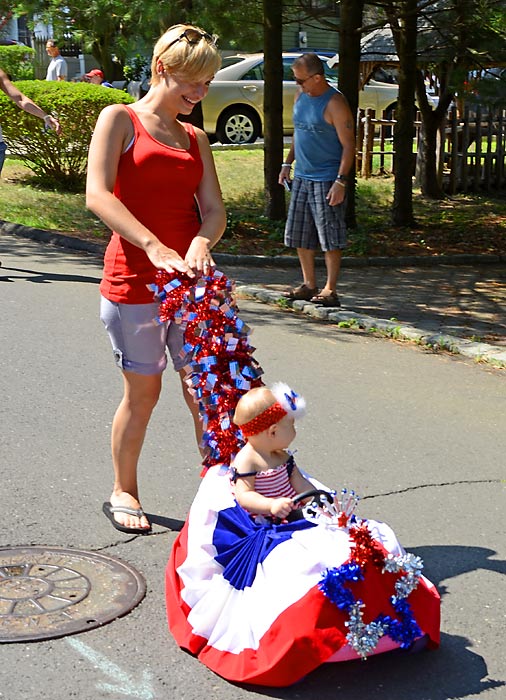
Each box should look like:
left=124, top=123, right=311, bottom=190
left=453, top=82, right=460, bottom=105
left=1, top=152, right=505, bottom=258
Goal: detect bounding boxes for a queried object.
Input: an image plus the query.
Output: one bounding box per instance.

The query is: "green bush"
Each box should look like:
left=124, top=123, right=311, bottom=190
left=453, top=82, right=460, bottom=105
left=0, top=80, right=134, bottom=190
left=0, top=45, right=35, bottom=80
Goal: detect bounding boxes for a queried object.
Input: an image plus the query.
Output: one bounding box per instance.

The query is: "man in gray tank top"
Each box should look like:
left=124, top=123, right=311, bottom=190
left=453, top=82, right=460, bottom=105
left=279, top=53, right=355, bottom=308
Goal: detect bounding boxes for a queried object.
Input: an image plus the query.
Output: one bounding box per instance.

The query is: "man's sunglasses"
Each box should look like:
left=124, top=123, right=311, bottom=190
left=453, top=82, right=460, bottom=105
left=167, top=28, right=217, bottom=50
left=294, top=73, right=320, bottom=86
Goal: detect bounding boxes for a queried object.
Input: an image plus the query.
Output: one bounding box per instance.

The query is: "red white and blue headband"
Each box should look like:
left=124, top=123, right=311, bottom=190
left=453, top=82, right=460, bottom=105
left=239, top=383, right=306, bottom=437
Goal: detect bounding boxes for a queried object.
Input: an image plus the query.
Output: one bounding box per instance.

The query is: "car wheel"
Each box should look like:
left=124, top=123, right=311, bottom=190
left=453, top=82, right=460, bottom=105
left=216, top=108, right=261, bottom=145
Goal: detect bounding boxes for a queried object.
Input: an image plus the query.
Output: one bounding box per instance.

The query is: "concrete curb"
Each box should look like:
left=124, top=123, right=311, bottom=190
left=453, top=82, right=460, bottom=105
left=235, top=285, right=506, bottom=370
left=2, top=220, right=505, bottom=268
left=3, top=220, right=505, bottom=369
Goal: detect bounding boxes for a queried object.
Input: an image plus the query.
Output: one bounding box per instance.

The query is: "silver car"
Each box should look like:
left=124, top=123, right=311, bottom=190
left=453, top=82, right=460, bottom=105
left=202, top=52, right=407, bottom=145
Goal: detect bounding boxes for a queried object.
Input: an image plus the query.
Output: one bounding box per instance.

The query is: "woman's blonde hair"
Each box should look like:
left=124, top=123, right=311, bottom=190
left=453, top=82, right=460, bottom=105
left=150, top=24, right=221, bottom=85
left=233, top=387, right=277, bottom=427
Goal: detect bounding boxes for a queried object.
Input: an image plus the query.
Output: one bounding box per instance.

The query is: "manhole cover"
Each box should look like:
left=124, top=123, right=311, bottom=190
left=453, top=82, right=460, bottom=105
left=0, top=546, right=146, bottom=643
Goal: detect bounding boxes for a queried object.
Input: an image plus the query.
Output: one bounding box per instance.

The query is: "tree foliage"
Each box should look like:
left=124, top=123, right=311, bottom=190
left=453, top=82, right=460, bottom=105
left=11, top=0, right=264, bottom=79
left=291, top=0, right=506, bottom=216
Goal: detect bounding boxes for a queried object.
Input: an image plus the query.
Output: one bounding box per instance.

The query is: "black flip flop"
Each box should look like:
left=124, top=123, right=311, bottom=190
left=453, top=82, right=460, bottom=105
left=102, top=501, right=152, bottom=535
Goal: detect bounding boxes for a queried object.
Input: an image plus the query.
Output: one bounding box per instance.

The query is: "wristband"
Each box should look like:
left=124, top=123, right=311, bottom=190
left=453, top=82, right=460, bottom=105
left=334, top=180, right=346, bottom=188
left=281, top=162, right=292, bottom=168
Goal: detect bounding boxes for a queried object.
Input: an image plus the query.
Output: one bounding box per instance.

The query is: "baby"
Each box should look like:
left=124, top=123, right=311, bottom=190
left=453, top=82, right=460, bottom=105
left=231, top=383, right=314, bottom=519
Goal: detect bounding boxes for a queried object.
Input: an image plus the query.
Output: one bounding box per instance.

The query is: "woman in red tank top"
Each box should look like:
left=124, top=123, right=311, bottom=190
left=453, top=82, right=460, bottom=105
left=86, top=24, right=226, bottom=535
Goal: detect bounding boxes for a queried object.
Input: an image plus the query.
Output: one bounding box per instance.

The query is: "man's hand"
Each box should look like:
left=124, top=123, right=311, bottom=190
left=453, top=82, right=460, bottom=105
left=326, top=181, right=346, bottom=207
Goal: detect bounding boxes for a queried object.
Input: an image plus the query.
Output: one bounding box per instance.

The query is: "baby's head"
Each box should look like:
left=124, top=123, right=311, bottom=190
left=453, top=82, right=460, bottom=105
left=234, top=383, right=306, bottom=439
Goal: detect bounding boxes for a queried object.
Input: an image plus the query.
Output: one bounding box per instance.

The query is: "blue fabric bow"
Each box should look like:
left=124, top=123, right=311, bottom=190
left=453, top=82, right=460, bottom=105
left=213, top=504, right=315, bottom=590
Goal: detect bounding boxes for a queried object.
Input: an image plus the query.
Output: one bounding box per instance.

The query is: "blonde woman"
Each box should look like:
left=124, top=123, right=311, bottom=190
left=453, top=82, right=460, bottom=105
left=86, top=25, right=226, bottom=534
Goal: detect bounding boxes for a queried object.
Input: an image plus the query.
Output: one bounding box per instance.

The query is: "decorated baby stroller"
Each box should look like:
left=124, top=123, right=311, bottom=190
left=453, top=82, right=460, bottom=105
left=154, top=270, right=440, bottom=687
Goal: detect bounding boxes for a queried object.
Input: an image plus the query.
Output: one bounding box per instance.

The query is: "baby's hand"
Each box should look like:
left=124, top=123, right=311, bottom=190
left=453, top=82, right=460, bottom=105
left=270, top=497, right=294, bottom=519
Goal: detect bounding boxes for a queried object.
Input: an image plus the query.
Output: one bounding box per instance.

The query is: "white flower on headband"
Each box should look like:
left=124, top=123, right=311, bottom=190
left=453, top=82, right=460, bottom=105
left=271, top=382, right=306, bottom=419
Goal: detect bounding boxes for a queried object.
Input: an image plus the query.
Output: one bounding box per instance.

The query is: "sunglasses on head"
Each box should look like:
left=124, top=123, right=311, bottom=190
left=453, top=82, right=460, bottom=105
left=167, top=28, right=217, bottom=50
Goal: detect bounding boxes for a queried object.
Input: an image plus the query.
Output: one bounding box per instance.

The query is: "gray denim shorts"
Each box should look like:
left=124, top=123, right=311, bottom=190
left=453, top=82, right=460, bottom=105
left=100, top=296, right=190, bottom=375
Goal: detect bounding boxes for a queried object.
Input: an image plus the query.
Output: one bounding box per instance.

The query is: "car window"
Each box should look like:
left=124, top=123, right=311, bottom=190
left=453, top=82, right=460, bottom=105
left=281, top=56, right=337, bottom=82
left=282, top=58, right=296, bottom=81
left=242, top=64, right=264, bottom=80
left=240, top=55, right=337, bottom=83
left=324, top=64, right=336, bottom=80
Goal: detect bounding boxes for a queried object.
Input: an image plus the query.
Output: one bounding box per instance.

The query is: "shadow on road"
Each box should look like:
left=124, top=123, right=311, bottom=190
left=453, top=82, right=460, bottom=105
left=238, top=631, right=503, bottom=700
left=224, top=543, right=506, bottom=699
left=0, top=265, right=101, bottom=285
left=409, top=544, right=506, bottom=598
left=147, top=513, right=185, bottom=531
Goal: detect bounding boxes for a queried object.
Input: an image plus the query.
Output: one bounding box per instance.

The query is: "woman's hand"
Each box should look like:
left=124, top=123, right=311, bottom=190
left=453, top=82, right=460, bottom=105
left=145, top=240, right=195, bottom=277
left=185, top=235, right=216, bottom=275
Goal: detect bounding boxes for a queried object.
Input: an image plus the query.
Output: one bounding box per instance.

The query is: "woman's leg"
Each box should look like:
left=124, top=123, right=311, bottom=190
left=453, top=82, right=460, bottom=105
left=109, top=370, right=162, bottom=530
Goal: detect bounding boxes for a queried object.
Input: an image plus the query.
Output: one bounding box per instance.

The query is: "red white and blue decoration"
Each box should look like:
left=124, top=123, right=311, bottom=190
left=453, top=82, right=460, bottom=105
left=150, top=269, right=263, bottom=471
left=153, top=270, right=441, bottom=687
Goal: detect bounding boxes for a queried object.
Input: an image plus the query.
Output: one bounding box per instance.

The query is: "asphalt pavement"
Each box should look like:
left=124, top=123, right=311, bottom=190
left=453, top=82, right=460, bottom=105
left=1, top=233, right=505, bottom=700
left=2, top=220, right=506, bottom=369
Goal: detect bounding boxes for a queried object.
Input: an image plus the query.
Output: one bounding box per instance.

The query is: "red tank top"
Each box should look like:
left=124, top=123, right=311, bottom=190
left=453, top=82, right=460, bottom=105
left=100, top=106, right=203, bottom=303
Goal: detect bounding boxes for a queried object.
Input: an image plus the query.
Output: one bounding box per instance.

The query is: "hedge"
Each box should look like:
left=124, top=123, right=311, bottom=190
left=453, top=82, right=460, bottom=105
left=0, top=80, right=134, bottom=190
left=0, top=45, right=35, bottom=81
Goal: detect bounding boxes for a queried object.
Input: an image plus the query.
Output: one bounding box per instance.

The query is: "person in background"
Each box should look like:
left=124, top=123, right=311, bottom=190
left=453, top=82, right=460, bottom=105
left=0, top=67, right=61, bottom=175
left=86, top=23, right=225, bottom=535
left=0, top=67, right=61, bottom=266
left=85, top=69, right=113, bottom=88
left=279, top=53, right=355, bottom=308
left=45, top=40, right=68, bottom=81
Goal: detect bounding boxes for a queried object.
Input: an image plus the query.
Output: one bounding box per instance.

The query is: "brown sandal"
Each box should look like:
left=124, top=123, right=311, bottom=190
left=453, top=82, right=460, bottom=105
left=310, top=291, right=341, bottom=307
left=284, top=284, right=319, bottom=301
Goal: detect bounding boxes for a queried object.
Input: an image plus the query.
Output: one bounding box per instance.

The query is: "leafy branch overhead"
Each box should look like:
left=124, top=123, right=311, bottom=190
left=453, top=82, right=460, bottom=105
left=9, top=0, right=265, bottom=77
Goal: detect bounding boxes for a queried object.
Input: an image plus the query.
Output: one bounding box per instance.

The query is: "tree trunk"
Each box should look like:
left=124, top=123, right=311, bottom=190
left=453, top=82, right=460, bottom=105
left=338, top=0, right=364, bottom=229
left=263, top=0, right=285, bottom=220
left=415, top=69, right=455, bottom=199
left=387, top=0, right=418, bottom=227
left=91, top=36, right=124, bottom=81
left=416, top=107, right=444, bottom=198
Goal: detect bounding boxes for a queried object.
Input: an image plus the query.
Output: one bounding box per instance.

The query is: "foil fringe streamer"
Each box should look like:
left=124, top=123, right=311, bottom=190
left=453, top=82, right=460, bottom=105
left=150, top=269, right=264, bottom=470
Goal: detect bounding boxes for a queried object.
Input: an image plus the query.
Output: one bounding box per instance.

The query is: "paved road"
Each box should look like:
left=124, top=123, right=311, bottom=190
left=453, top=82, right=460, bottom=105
left=1, top=236, right=505, bottom=700
left=3, top=223, right=506, bottom=366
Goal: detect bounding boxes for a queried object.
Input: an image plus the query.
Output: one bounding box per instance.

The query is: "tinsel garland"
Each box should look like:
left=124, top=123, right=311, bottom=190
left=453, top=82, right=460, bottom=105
left=150, top=269, right=264, bottom=470
left=318, top=523, right=424, bottom=659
